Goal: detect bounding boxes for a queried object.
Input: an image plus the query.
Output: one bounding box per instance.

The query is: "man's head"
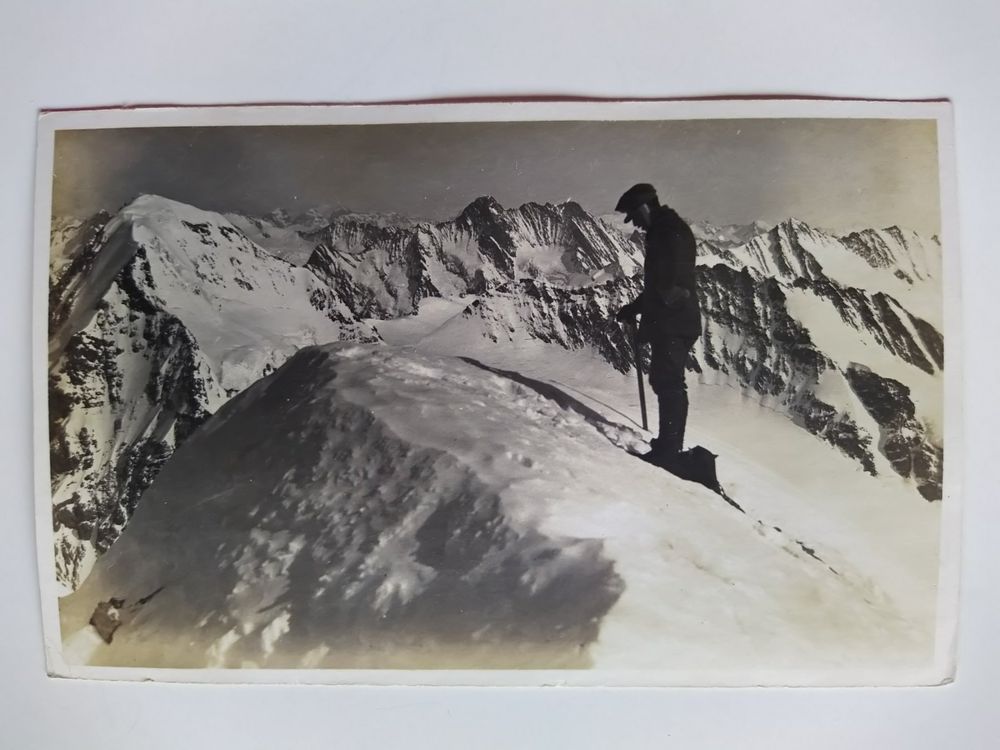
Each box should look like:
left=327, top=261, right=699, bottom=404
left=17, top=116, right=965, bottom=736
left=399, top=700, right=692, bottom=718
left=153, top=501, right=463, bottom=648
left=615, top=183, right=660, bottom=230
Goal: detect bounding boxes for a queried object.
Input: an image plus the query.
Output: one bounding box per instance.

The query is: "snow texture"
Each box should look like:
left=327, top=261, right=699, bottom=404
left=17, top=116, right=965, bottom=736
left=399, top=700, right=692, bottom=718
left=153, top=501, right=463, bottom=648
left=60, top=342, right=937, bottom=672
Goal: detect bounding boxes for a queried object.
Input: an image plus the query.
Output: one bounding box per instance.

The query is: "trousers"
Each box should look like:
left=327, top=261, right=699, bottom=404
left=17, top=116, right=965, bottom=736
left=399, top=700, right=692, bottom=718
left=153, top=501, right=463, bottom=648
left=648, top=335, right=697, bottom=455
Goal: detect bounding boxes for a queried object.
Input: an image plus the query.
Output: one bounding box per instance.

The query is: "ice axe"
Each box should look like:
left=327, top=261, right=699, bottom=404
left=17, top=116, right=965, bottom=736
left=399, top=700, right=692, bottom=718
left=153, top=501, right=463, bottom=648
left=627, top=322, right=648, bottom=431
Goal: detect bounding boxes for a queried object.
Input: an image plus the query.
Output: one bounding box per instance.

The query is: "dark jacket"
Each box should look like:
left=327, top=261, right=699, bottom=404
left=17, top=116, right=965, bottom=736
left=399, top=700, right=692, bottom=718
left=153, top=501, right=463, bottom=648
left=636, top=205, right=702, bottom=341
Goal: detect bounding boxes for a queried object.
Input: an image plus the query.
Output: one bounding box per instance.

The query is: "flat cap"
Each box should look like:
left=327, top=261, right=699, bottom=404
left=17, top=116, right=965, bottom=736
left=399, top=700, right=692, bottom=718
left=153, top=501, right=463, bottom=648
left=615, top=183, right=659, bottom=215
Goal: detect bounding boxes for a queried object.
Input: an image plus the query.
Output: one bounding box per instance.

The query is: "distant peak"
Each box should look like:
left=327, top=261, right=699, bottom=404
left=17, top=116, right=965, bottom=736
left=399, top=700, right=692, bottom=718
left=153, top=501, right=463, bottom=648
left=774, top=217, right=828, bottom=238
left=266, top=208, right=292, bottom=227
left=457, top=195, right=505, bottom=223
left=515, top=200, right=549, bottom=213
left=121, top=193, right=198, bottom=215
left=124, top=193, right=179, bottom=210
left=468, top=195, right=504, bottom=210
left=555, top=199, right=589, bottom=218
left=119, top=194, right=228, bottom=228
left=514, top=200, right=590, bottom=219
left=778, top=217, right=811, bottom=229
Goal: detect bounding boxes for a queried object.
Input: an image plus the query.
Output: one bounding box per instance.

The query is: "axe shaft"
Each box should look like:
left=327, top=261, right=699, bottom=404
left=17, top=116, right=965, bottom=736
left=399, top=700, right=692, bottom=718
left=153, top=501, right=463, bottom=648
left=630, top=325, right=648, bottom=431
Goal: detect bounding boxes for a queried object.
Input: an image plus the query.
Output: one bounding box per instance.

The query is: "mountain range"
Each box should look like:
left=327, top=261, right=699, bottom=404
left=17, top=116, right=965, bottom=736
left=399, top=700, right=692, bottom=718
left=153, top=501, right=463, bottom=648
left=47, top=192, right=944, bottom=602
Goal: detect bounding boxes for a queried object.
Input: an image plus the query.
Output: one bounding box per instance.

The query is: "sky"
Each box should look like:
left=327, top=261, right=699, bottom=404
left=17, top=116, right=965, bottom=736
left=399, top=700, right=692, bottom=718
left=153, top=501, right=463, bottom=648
left=52, top=118, right=942, bottom=235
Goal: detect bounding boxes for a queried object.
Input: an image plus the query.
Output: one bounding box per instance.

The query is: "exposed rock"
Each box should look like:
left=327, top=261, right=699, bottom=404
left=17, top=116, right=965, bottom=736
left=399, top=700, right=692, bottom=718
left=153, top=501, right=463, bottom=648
left=845, top=365, right=942, bottom=500
left=89, top=598, right=125, bottom=644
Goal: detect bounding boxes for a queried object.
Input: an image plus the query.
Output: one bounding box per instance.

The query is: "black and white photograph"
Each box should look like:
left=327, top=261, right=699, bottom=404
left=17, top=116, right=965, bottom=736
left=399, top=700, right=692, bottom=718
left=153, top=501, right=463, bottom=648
left=35, top=100, right=960, bottom=684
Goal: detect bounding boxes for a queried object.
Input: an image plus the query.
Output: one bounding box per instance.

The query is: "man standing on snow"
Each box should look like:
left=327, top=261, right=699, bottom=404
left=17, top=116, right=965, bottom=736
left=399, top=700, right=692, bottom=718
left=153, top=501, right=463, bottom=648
left=614, top=183, right=702, bottom=467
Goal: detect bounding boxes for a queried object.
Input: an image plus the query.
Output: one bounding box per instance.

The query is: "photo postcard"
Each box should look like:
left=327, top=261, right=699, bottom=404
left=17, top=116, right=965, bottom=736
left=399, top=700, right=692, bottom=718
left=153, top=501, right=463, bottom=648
left=33, top=99, right=961, bottom=685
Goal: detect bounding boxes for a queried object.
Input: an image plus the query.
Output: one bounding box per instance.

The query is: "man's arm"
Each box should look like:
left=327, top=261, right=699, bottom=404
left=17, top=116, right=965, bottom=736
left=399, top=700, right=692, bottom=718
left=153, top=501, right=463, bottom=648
left=615, top=293, right=643, bottom=323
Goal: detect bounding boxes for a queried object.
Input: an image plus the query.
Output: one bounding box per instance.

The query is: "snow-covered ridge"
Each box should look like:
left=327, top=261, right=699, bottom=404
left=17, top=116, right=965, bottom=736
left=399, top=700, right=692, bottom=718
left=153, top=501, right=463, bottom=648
left=60, top=345, right=628, bottom=668
left=59, top=344, right=933, bottom=672
left=696, top=218, right=942, bottom=327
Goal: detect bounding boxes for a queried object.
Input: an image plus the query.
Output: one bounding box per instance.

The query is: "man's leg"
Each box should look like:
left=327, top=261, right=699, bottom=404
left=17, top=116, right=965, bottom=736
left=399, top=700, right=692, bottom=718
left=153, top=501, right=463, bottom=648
left=648, top=336, right=696, bottom=458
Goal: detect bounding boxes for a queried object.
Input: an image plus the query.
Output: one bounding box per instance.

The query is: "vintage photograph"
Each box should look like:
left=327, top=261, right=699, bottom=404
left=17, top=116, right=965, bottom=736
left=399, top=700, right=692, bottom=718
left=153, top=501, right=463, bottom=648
left=35, top=100, right=959, bottom=684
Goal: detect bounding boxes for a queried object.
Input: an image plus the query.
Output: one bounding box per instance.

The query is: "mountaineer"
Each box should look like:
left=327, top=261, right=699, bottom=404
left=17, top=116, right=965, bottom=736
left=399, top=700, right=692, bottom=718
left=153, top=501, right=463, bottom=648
left=614, top=183, right=702, bottom=468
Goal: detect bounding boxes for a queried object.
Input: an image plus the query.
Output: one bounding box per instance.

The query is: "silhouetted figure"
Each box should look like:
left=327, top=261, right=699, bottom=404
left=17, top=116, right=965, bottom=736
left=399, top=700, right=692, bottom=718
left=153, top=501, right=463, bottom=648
left=614, top=183, right=702, bottom=466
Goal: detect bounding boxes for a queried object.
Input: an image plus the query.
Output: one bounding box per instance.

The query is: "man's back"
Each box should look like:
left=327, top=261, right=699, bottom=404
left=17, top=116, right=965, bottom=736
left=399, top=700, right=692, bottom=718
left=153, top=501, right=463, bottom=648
left=640, top=205, right=701, bottom=340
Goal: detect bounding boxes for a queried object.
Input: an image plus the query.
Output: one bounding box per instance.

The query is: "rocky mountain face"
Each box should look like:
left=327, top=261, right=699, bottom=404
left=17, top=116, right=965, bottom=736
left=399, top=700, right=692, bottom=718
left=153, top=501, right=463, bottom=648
left=844, top=364, right=942, bottom=496
left=300, top=196, right=642, bottom=320
left=691, top=218, right=772, bottom=249
left=48, top=193, right=944, bottom=591
left=49, top=246, right=224, bottom=591
left=47, top=196, right=374, bottom=591
left=703, top=220, right=942, bottom=500
left=420, top=275, right=641, bottom=372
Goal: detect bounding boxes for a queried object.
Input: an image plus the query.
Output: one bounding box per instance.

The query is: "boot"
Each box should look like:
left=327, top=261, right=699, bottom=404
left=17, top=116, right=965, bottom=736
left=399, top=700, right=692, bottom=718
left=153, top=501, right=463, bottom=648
left=653, top=390, right=688, bottom=457
left=642, top=441, right=680, bottom=469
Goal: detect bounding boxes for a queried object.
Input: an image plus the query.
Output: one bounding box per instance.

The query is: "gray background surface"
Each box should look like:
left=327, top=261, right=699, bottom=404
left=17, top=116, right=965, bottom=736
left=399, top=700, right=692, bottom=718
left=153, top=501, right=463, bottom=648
left=3, top=1, right=997, bottom=747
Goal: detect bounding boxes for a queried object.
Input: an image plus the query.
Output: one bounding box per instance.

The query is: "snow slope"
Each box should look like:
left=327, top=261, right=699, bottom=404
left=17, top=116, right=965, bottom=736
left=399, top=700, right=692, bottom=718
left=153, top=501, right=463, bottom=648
left=407, top=305, right=941, bottom=632
left=60, top=342, right=937, bottom=678
left=224, top=212, right=320, bottom=265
